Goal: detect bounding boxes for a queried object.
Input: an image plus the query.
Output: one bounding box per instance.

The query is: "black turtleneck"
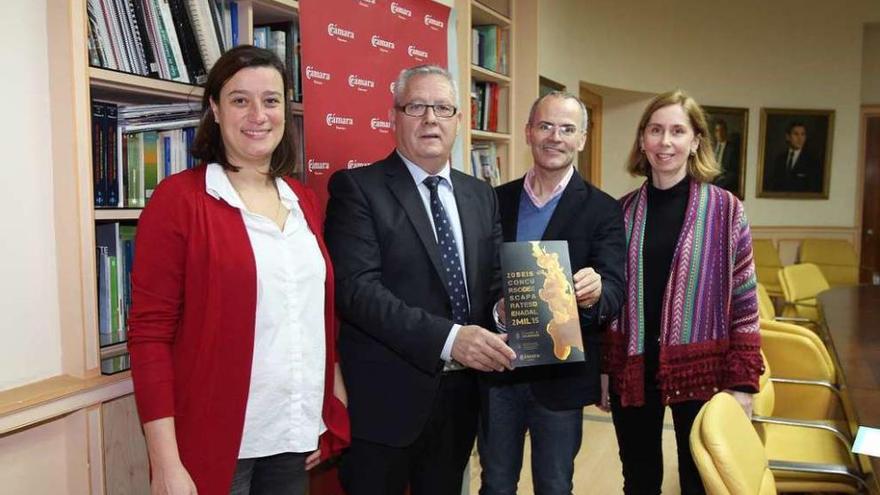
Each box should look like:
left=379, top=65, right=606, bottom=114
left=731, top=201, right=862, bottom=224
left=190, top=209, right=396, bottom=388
left=643, top=176, right=690, bottom=387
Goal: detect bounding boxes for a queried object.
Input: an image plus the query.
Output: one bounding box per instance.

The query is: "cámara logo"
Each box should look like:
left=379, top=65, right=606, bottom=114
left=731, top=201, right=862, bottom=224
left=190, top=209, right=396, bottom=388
left=348, top=74, right=376, bottom=92
left=307, top=159, right=330, bottom=173
left=424, top=15, right=444, bottom=30
left=327, top=23, right=355, bottom=42
left=407, top=45, right=428, bottom=60
left=370, top=118, right=392, bottom=133
left=371, top=35, right=395, bottom=52
left=347, top=160, right=371, bottom=169
left=326, top=113, right=355, bottom=129
left=390, top=2, right=412, bottom=18
left=305, top=66, right=331, bottom=84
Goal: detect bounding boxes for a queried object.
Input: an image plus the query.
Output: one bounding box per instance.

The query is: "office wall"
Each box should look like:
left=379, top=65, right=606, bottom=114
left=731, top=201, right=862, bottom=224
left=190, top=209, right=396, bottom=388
left=0, top=1, right=62, bottom=390
left=863, top=23, right=880, bottom=104
left=539, top=0, right=880, bottom=227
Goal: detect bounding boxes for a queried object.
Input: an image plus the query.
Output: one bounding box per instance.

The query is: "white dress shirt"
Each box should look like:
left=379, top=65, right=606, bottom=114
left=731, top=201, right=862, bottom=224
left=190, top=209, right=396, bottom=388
left=398, top=152, right=468, bottom=362
left=205, top=163, right=326, bottom=458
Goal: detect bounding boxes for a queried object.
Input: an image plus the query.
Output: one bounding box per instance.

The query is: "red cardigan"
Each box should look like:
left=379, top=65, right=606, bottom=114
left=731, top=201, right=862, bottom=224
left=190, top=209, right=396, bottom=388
left=128, top=166, right=349, bottom=495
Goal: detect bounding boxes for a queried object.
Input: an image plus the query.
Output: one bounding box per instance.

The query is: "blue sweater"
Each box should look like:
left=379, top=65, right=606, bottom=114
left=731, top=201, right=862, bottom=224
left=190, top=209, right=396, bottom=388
left=516, top=191, right=562, bottom=241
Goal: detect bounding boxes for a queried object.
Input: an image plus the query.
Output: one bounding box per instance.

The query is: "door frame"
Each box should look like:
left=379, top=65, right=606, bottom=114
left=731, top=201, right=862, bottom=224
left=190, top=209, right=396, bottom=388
left=578, top=83, right=602, bottom=186
left=856, top=105, right=880, bottom=264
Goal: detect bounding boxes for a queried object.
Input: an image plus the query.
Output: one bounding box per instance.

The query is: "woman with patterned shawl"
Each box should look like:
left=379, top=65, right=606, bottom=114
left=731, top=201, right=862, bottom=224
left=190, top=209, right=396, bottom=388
left=599, top=90, right=762, bottom=495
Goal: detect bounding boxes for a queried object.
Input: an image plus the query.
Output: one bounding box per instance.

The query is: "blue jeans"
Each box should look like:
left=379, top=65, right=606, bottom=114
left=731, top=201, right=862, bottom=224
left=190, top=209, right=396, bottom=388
left=478, top=382, right=583, bottom=495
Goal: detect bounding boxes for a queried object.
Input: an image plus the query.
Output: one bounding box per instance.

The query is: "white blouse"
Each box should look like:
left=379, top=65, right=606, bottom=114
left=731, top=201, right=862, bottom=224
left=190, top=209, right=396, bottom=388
left=205, top=164, right=326, bottom=458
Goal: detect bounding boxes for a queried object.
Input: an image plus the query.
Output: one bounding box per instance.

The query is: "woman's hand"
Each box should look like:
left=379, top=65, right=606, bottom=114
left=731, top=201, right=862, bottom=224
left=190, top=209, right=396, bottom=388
left=150, top=462, right=197, bottom=495
left=597, top=374, right=611, bottom=412
left=143, top=418, right=196, bottom=495
left=724, top=389, right=754, bottom=418
left=305, top=449, right=322, bottom=471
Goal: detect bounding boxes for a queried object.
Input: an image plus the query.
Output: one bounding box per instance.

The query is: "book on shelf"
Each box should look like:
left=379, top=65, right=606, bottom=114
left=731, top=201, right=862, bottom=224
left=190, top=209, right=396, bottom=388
left=473, top=24, right=508, bottom=75
left=470, top=142, right=500, bottom=186
left=96, top=222, right=134, bottom=348
left=87, top=0, right=237, bottom=83
left=101, top=354, right=132, bottom=375
left=470, top=80, right=500, bottom=132
left=92, top=101, right=201, bottom=208
left=257, top=21, right=303, bottom=102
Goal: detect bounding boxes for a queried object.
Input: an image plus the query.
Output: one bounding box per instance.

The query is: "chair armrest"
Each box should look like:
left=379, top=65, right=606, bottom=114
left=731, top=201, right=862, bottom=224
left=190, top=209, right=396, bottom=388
left=767, top=460, right=869, bottom=492
left=752, top=414, right=853, bottom=447
left=773, top=316, right=813, bottom=324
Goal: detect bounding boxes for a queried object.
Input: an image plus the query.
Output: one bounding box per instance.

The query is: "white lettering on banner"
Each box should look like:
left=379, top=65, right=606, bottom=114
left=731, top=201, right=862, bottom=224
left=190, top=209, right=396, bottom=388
left=370, top=118, right=392, bottom=133
left=390, top=2, right=412, bottom=18
left=305, top=66, right=331, bottom=84
left=326, top=113, right=355, bottom=129
left=407, top=45, right=428, bottom=60
left=358, top=0, right=376, bottom=5
left=371, top=35, right=395, bottom=52
left=424, top=15, right=444, bottom=29
left=347, top=160, right=371, bottom=169
left=348, top=75, right=376, bottom=91
left=327, top=23, right=355, bottom=42
left=308, top=159, right=330, bottom=173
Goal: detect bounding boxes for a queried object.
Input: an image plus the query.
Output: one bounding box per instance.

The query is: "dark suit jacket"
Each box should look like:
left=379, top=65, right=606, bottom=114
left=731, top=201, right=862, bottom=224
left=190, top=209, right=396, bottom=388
left=713, top=140, right=741, bottom=195
left=769, top=148, right=822, bottom=192
left=493, top=170, right=625, bottom=409
left=324, top=151, right=502, bottom=447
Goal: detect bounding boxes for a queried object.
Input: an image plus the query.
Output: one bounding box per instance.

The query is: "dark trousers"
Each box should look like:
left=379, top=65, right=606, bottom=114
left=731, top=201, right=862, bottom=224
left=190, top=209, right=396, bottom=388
left=610, top=387, right=705, bottom=495
left=478, top=382, right=582, bottom=495
left=339, top=371, right=478, bottom=495
left=229, top=452, right=308, bottom=495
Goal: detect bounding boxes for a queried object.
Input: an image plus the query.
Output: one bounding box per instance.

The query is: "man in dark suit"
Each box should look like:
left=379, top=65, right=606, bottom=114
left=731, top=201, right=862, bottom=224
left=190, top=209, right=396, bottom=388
left=767, top=121, right=822, bottom=193
left=324, top=65, right=516, bottom=495
left=478, top=92, right=625, bottom=494
left=711, top=120, right=741, bottom=196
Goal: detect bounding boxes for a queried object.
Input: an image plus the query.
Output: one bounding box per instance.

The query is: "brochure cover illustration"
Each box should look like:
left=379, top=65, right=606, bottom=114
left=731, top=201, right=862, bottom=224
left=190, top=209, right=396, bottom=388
left=500, top=240, right=584, bottom=367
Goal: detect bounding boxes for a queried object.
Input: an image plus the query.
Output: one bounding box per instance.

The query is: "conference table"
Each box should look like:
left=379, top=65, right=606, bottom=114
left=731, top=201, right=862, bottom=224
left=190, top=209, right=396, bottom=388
left=818, top=285, right=880, bottom=493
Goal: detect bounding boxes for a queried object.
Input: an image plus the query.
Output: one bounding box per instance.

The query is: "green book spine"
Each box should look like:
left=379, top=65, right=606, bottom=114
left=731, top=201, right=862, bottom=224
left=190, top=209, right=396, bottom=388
left=109, top=255, right=120, bottom=343
left=143, top=131, right=159, bottom=200
left=151, top=0, right=180, bottom=79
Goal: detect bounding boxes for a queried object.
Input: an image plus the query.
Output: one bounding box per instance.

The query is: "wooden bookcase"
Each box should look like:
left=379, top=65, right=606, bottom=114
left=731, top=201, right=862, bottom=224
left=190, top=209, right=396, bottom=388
left=0, top=0, right=535, bottom=492
left=455, top=0, right=538, bottom=184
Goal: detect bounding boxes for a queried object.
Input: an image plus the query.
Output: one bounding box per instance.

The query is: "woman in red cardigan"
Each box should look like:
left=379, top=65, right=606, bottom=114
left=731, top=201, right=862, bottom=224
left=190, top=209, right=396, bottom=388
left=128, top=45, right=349, bottom=495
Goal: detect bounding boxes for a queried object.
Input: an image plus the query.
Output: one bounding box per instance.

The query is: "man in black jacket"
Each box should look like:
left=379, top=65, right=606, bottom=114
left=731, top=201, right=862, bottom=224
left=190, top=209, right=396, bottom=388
left=478, top=92, right=625, bottom=494
left=324, top=65, right=515, bottom=495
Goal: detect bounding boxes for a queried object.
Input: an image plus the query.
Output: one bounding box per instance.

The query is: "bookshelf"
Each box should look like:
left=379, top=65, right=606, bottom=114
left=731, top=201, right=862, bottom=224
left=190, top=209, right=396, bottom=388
left=456, top=0, right=537, bottom=185
left=0, top=0, right=304, bottom=492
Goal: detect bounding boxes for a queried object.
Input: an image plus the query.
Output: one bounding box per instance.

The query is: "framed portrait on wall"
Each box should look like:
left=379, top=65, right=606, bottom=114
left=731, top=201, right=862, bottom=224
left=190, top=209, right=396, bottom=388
left=757, top=108, right=834, bottom=199
left=704, top=106, right=748, bottom=199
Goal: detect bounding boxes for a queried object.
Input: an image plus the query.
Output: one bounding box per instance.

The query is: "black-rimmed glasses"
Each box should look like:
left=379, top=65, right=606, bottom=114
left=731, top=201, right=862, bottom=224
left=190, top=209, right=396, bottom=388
left=397, top=103, right=458, bottom=118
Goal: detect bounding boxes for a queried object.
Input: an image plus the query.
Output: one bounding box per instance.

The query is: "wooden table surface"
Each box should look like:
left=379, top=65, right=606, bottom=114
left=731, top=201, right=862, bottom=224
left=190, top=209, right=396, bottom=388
left=819, top=285, right=880, bottom=492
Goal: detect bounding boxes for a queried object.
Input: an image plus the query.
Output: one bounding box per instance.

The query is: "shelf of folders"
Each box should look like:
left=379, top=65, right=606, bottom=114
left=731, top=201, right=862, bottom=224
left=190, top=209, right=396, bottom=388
left=86, top=0, right=238, bottom=84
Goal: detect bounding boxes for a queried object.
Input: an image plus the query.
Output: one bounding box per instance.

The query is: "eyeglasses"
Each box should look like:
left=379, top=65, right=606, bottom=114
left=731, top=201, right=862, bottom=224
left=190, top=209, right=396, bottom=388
left=531, top=121, right=581, bottom=137
left=397, top=103, right=458, bottom=118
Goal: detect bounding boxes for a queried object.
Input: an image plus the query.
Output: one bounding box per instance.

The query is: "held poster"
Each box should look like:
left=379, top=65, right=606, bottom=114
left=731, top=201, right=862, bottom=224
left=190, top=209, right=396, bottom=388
left=500, top=240, right=585, bottom=368
left=300, top=0, right=451, bottom=209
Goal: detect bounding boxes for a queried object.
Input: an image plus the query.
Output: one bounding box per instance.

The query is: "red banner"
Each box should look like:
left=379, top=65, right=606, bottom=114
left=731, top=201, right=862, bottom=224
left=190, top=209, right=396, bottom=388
left=300, top=0, right=451, bottom=209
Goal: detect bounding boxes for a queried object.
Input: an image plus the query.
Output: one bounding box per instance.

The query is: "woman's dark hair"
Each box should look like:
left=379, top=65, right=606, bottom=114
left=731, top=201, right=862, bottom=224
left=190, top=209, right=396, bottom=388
left=191, top=45, right=296, bottom=177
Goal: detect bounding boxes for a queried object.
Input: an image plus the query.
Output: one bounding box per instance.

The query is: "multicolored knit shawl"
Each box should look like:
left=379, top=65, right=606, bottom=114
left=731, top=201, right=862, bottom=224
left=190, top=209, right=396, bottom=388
left=609, top=179, right=759, bottom=357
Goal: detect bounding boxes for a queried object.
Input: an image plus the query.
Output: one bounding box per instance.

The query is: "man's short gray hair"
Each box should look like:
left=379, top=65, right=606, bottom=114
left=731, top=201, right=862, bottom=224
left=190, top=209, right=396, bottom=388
left=393, top=65, right=459, bottom=107
left=527, top=91, right=589, bottom=132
